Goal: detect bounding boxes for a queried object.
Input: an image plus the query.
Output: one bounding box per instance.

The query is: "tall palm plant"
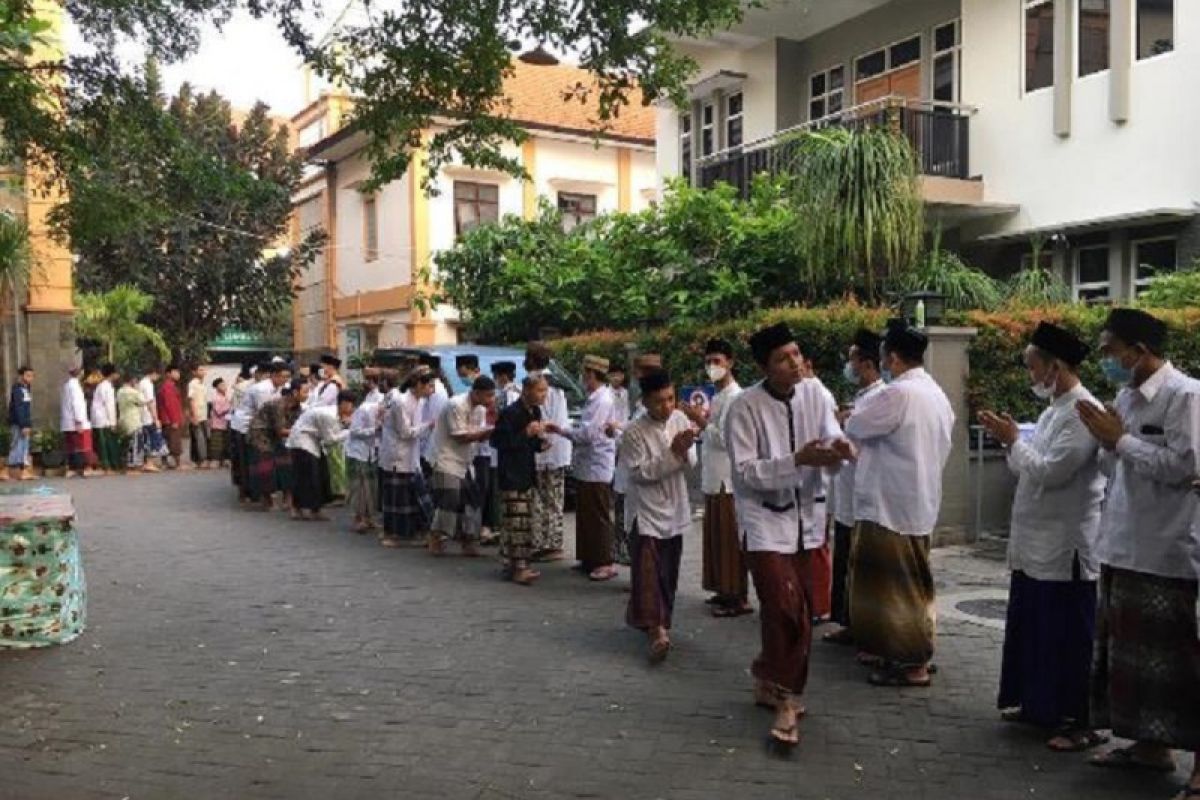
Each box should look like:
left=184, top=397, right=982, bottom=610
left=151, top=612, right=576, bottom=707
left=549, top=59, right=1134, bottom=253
left=780, top=126, right=924, bottom=300
left=0, top=211, right=34, bottom=383
left=74, top=284, right=170, bottom=365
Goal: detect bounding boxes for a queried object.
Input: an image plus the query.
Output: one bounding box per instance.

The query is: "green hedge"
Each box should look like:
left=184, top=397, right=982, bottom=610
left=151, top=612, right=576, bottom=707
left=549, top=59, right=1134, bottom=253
left=549, top=304, right=1200, bottom=423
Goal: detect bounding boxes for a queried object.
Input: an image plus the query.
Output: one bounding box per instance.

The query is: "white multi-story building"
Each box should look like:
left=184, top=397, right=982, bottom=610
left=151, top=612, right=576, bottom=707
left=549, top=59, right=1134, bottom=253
left=658, top=0, right=1197, bottom=301
left=289, top=62, right=657, bottom=359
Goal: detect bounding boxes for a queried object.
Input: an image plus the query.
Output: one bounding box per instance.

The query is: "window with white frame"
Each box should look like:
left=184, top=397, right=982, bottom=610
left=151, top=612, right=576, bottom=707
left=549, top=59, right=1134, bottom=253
left=1074, top=245, right=1111, bottom=302
left=1137, top=0, right=1174, bottom=60
left=808, top=66, right=845, bottom=121
left=1133, top=236, right=1177, bottom=294
left=1079, top=0, right=1111, bottom=76
left=1025, top=0, right=1055, bottom=92
left=362, top=194, right=379, bottom=262
left=700, top=102, right=715, bottom=157
left=854, top=35, right=921, bottom=84
left=680, top=113, right=692, bottom=183
left=558, top=192, right=597, bottom=232
left=932, top=20, right=960, bottom=103
left=725, top=92, right=744, bottom=148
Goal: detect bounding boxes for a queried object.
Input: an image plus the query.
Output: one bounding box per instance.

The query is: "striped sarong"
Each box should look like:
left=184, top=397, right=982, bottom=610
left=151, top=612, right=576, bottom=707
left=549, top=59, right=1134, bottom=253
left=347, top=457, right=378, bottom=519
left=380, top=469, right=432, bottom=539
left=848, top=520, right=936, bottom=667
left=430, top=469, right=481, bottom=542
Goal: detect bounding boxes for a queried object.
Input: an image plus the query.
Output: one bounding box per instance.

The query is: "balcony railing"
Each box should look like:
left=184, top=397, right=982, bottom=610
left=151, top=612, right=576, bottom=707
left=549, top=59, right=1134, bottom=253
left=696, top=97, right=974, bottom=198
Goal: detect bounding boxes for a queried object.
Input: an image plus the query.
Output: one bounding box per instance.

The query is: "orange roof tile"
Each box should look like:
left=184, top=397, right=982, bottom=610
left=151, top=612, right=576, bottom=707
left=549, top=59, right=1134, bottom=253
left=498, top=60, right=656, bottom=143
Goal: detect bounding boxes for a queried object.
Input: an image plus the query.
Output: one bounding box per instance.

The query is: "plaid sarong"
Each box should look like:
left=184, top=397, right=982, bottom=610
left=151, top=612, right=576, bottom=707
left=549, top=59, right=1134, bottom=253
left=500, top=489, right=536, bottom=560
left=430, top=469, right=481, bottom=542
left=1091, top=566, right=1200, bottom=750
left=380, top=469, right=433, bottom=538
left=347, top=457, right=378, bottom=519
left=848, top=520, right=936, bottom=667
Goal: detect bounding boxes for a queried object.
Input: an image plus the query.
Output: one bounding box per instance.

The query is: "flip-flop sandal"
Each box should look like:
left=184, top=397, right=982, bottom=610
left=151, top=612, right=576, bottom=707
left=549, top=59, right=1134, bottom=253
left=868, top=669, right=931, bottom=688
left=1089, top=746, right=1176, bottom=773
left=1046, top=729, right=1109, bottom=752
left=711, top=605, right=742, bottom=618
left=513, top=569, right=541, bottom=586
left=589, top=567, right=619, bottom=582
left=648, top=638, right=671, bottom=664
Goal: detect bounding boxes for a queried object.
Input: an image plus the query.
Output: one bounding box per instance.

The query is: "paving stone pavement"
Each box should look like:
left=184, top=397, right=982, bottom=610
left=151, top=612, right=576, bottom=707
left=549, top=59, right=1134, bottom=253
left=0, top=472, right=1191, bottom=800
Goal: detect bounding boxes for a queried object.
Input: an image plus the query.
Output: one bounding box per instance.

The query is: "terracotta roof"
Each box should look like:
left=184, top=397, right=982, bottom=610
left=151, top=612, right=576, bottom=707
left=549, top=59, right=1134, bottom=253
left=497, top=61, right=655, bottom=143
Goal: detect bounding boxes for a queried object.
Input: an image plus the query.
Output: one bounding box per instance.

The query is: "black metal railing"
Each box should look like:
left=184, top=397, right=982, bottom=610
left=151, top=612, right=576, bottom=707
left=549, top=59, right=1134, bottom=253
left=697, top=98, right=972, bottom=198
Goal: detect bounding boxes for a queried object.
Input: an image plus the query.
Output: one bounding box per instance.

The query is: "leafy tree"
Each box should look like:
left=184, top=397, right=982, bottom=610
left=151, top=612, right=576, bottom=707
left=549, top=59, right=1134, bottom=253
left=1137, top=260, right=1200, bottom=309
left=54, top=64, right=322, bottom=362
left=0, top=211, right=35, bottom=382
left=74, top=285, right=170, bottom=365
left=889, top=247, right=1003, bottom=312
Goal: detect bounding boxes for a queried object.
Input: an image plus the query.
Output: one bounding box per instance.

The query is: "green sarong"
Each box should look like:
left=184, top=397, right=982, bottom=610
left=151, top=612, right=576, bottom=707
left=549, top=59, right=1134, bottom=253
left=326, top=441, right=348, bottom=498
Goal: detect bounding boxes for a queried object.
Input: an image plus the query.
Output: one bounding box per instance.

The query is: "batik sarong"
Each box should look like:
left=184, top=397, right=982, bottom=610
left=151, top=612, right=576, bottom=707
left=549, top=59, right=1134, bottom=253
left=848, top=521, right=936, bottom=667
left=702, top=492, right=747, bottom=601
left=380, top=469, right=432, bottom=539
left=500, top=489, right=536, bottom=561
left=575, top=480, right=614, bottom=571
left=747, top=550, right=812, bottom=695
left=531, top=467, right=566, bottom=552
left=626, top=529, right=683, bottom=631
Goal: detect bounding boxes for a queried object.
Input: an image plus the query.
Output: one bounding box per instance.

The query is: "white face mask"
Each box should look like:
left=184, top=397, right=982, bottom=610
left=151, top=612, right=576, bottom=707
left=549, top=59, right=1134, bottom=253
left=706, top=364, right=728, bottom=383
left=1030, top=367, right=1057, bottom=401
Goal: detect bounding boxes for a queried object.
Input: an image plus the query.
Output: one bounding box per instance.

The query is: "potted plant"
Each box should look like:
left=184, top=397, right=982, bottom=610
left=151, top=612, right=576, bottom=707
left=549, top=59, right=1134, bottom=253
left=32, top=429, right=65, bottom=475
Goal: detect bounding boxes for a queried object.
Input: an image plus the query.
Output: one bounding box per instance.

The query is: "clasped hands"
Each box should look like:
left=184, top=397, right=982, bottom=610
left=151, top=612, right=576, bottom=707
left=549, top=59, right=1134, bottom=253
left=794, top=438, right=854, bottom=467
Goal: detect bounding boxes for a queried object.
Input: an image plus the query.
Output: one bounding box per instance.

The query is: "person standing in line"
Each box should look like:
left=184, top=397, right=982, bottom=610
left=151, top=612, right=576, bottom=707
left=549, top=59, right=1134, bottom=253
left=209, top=377, right=233, bottom=469
left=378, top=368, right=436, bottom=548
left=249, top=378, right=306, bottom=513
left=418, top=354, right=450, bottom=478
left=187, top=364, right=211, bottom=469
left=138, top=366, right=163, bottom=473
left=977, top=322, right=1107, bottom=752
left=60, top=364, right=96, bottom=478
left=428, top=376, right=496, bottom=557
left=549, top=355, right=619, bottom=581
left=287, top=391, right=355, bottom=522
left=1074, top=308, right=1200, bottom=788
left=90, top=363, right=122, bottom=474
left=313, top=354, right=348, bottom=499
left=347, top=387, right=383, bottom=533
left=117, top=373, right=149, bottom=471
left=526, top=342, right=571, bottom=563
left=488, top=360, right=520, bottom=537
left=491, top=374, right=551, bottom=586
left=457, top=354, right=499, bottom=545
left=156, top=363, right=186, bottom=470
left=844, top=320, right=955, bottom=688
left=235, top=363, right=288, bottom=504
left=610, top=354, right=662, bottom=567
left=725, top=322, right=851, bottom=747
left=622, top=368, right=696, bottom=662
left=823, top=329, right=886, bottom=646
left=7, top=366, right=34, bottom=481
left=228, top=364, right=253, bottom=485
left=680, top=339, right=748, bottom=618
left=491, top=361, right=521, bottom=408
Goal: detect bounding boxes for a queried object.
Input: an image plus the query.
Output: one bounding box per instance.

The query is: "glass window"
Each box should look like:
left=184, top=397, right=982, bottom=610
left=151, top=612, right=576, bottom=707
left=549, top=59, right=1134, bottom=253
left=701, top=102, right=715, bottom=156
left=1025, top=0, right=1055, bottom=92
left=362, top=195, right=379, bottom=262
left=1137, top=0, right=1174, bottom=59
left=453, top=181, right=500, bottom=239
left=935, top=21, right=959, bottom=52
left=558, top=192, right=597, bottom=232
left=1079, top=0, right=1110, bottom=76
left=1075, top=246, right=1110, bottom=302
left=855, top=50, right=886, bottom=81
left=679, top=114, right=692, bottom=183
left=809, top=65, right=845, bottom=121
left=810, top=73, right=826, bottom=97
left=889, top=36, right=921, bottom=68
left=1134, top=237, right=1177, bottom=292
left=725, top=92, right=744, bottom=148
left=933, top=20, right=960, bottom=103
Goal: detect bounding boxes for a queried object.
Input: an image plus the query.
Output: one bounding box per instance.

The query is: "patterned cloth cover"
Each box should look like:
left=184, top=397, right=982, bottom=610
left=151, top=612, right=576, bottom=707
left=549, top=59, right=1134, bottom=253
left=0, top=485, right=86, bottom=648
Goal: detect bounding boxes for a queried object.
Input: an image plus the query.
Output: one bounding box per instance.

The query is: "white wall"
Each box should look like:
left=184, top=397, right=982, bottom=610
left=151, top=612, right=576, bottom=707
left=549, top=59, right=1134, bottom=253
left=426, top=138, right=525, bottom=263
left=333, top=152, right=415, bottom=296
left=962, top=0, right=1200, bottom=237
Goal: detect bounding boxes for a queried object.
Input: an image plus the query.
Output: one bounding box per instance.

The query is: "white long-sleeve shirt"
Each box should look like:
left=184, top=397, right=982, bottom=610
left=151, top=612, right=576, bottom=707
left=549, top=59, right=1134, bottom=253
left=90, top=379, right=117, bottom=429
left=346, top=400, right=381, bottom=463
left=137, top=376, right=157, bottom=427
left=1005, top=383, right=1106, bottom=582
left=285, top=405, right=349, bottom=457
left=844, top=367, right=954, bottom=537
left=419, top=379, right=449, bottom=462
left=701, top=381, right=742, bottom=495
left=1095, top=363, right=1199, bottom=580
left=231, top=378, right=277, bottom=434
left=563, top=384, right=617, bottom=483
left=832, top=380, right=886, bottom=527
left=60, top=377, right=90, bottom=433
left=725, top=380, right=844, bottom=554
left=620, top=409, right=696, bottom=539
left=379, top=390, right=429, bottom=473
left=535, top=380, right=572, bottom=471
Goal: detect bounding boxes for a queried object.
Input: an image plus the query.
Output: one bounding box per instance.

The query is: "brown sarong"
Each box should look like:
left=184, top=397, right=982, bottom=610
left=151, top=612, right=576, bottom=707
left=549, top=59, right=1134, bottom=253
left=747, top=551, right=812, bottom=695
left=626, top=528, right=683, bottom=631
left=575, top=480, right=614, bottom=571
left=702, top=492, right=747, bottom=600
left=165, top=424, right=184, bottom=459
left=848, top=521, right=935, bottom=667
left=1091, top=565, right=1200, bottom=750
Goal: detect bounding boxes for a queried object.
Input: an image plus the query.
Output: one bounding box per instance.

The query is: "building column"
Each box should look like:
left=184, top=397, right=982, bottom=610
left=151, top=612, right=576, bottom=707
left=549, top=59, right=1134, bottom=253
left=924, top=325, right=979, bottom=544
left=616, top=149, right=632, bottom=213
left=1052, top=0, right=1075, bottom=137
left=407, top=134, right=438, bottom=346
left=323, top=164, right=338, bottom=352
left=1110, top=0, right=1133, bottom=123
left=1108, top=228, right=1130, bottom=301
left=521, top=139, right=538, bottom=221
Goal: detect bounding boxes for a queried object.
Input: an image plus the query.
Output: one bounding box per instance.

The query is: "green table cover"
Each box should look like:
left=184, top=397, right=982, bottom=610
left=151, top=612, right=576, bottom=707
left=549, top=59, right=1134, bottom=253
left=0, top=485, right=86, bottom=648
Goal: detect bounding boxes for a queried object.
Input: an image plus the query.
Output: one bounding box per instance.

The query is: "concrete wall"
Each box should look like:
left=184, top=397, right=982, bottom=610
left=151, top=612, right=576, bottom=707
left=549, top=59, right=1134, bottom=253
left=333, top=154, right=416, bottom=295
left=293, top=190, right=329, bottom=358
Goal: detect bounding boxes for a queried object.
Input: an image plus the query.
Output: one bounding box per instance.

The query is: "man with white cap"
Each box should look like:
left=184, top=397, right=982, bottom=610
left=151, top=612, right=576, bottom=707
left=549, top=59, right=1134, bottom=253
left=60, top=362, right=95, bottom=478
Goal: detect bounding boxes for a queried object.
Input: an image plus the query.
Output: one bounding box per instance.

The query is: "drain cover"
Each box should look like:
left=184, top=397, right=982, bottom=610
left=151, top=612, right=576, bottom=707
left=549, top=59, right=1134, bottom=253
left=955, top=598, right=1008, bottom=620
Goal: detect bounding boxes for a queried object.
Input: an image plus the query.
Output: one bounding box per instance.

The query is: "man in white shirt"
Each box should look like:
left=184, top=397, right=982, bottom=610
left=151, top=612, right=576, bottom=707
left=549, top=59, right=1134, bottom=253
left=825, top=330, right=886, bottom=646
left=726, top=322, right=851, bottom=747
left=798, top=355, right=839, bottom=624
left=346, top=389, right=383, bottom=534
left=681, top=339, right=747, bottom=617
left=91, top=363, right=121, bottom=474
left=978, top=322, right=1106, bottom=752
left=457, top=354, right=499, bottom=545
left=1075, top=308, right=1200, bottom=781
left=549, top=354, right=619, bottom=581
left=621, top=368, right=696, bottom=662
left=137, top=366, right=163, bottom=473
left=235, top=364, right=289, bottom=503
left=186, top=364, right=210, bottom=469
left=60, top=364, right=95, bottom=478
left=527, top=342, right=572, bottom=562
left=314, top=355, right=348, bottom=499
left=491, top=361, right=521, bottom=409
left=611, top=354, right=662, bottom=567
left=286, top=390, right=355, bottom=521
left=379, top=368, right=436, bottom=548
left=844, top=319, right=954, bottom=689
left=429, top=376, right=496, bottom=557
left=418, top=354, right=450, bottom=471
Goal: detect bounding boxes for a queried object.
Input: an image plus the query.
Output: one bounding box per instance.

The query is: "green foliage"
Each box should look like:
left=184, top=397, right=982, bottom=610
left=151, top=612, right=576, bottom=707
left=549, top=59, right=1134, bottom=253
left=889, top=246, right=1003, bottom=311
left=56, top=69, right=322, bottom=362
left=779, top=126, right=924, bottom=299
left=0, top=211, right=34, bottom=297
left=1003, top=266, right=1071, bottom=306
left=74, top=285, right=171, bottom=367
left=1137, top=261, right=1200, bottom=309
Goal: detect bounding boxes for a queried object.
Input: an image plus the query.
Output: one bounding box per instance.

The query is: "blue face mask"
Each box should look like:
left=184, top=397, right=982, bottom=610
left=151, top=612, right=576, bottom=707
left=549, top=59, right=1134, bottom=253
left=1101, top=356, right=1134, bottom=386
left=842, top=362, right=858, bottom=385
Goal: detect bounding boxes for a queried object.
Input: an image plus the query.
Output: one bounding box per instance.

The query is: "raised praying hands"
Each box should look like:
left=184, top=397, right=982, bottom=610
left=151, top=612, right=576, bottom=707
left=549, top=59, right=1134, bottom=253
left=670, top=429, right=697, bottom=460
left=1076, top=400, right=1124, bottom=450
left=795, top=439, right=841, bottom=468
left=978, top=410, right=1019, bottom=447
